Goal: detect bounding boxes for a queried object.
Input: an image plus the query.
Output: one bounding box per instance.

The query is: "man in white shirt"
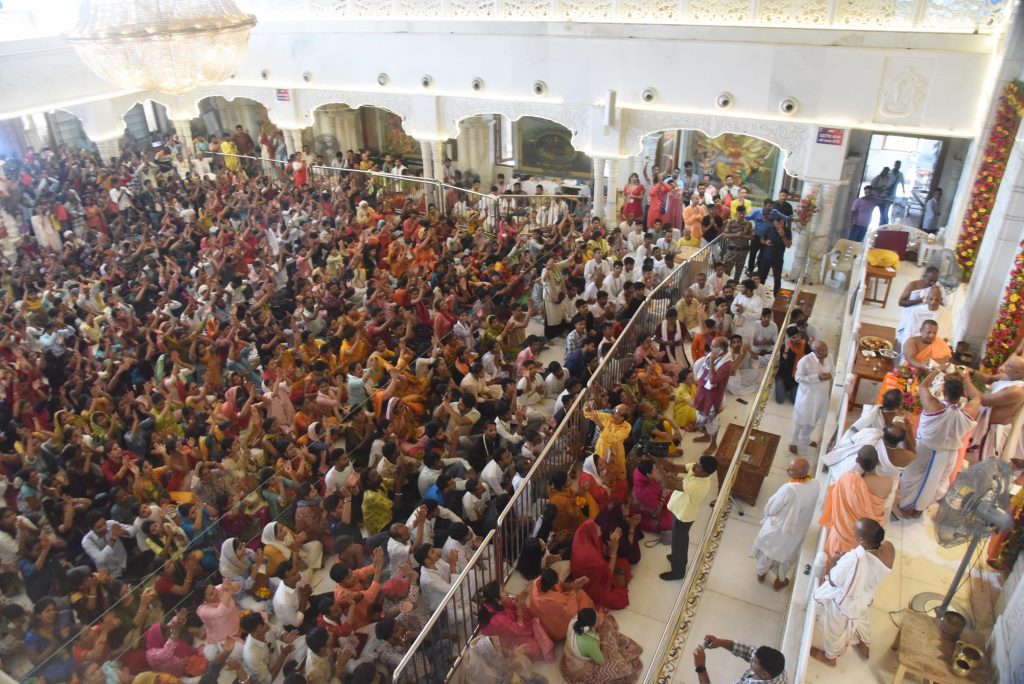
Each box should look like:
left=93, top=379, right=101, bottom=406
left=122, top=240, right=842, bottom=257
left=82, top=511, right=144, bottom=579
left=689, top=271, right=717, bottom=303
left=718, top=174, right=740, bottom=201
left=440, top=523, right=477, bottom=573
left=406, top=499, right=463, bottom=548
left=480, top=447, right=513, bottom=495
left=271, top=561, right=312, bottom=629
left=461, top=479, right=492, bottom=533
left=323, top=449, right=354, bottom=495
left=240, top=612, right=303, bottom=684
left=516, top=360, right=548, bottom=420
left=413, top=543, right=457, bottom=614
left=602, top=261, right=625, bottom=300
left=583, top=252, right=610, bottom=283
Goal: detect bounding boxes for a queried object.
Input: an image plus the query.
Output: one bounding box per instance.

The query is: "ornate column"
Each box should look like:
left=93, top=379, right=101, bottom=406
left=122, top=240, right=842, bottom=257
left=605, top=158, right=620, bottom=221
left=94, top=136, right=121, bottom=164
left=172, top=120, right=194, bottom=157
left=419, top=139, right=434, bottom=179
left=787, top=182, right=819, bottom=282
left=336, top=109, right=362, bottom=153
left=430, top=140, right=445, bottom=182
left=804, top=182, right=837, bottom=285
left=592, top=157, right=606, bottom=219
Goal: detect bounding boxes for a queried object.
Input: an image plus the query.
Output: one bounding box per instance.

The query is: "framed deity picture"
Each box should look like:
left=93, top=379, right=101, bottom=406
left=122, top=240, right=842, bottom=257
left=515, top=116, right=593, bottom=179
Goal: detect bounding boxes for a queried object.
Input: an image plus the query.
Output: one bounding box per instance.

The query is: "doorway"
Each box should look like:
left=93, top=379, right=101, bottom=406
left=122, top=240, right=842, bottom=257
left=862, top=134, right=944, bottom=228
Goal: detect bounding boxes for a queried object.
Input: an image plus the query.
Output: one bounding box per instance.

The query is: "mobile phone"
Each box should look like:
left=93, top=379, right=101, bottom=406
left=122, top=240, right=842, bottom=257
left=736, top=398, right=749, bottom=405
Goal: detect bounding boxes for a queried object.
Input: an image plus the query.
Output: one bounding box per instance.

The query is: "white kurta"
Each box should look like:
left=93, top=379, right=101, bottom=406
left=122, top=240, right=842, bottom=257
left=31, top=214, right=62, bottom=251
left=750, top=479, right=820, bottom=578
left=822, top=428, right=886, bottom=481
left=727, top=353, right=762, bottom=396
left=813, top=545, right=892, bottom=658
left=897, top=403, right=976, bottom=512
left=897, top=303, right=945, bottom=348
left=792, top=353, right=836, bottom=439
left=731, top=293, right=761, bottom=345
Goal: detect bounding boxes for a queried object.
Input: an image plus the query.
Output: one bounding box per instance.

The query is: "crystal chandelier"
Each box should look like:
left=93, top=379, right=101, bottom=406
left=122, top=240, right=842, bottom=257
left=66, top=0, right=256, bottom=94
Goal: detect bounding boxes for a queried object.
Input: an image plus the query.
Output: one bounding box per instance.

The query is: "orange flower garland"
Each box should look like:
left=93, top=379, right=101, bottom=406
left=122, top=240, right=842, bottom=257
left=957, top=80, right=1024, bottom=280
left=982, top=238, right=1024, bottom=371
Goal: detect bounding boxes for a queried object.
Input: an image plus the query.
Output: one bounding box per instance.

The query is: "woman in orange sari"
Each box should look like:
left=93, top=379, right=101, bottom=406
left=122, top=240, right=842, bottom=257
left=529, top=568, right=595, bottom=641
left=579, top=454, right=610, bottom=520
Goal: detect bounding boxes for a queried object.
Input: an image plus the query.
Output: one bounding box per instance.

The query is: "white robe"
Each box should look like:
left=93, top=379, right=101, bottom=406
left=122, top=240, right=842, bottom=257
left=750, top=479, right=820, bottom=577
left=793, top=353, right=836, bottom=430
left=897, top=303, right=945, bottom=349
left=813, top=545, right=892, bottom=658
left=967, top=379, right=1024, bottom=463
left=31, top=214, right=62, bottom=251
left=897, top=403, right=976, bottom=512
left=727, top=352, right=761, bottom=396
left=658, top=318, right=688, bottom=369
left=731, top=293, right=761, bottom=345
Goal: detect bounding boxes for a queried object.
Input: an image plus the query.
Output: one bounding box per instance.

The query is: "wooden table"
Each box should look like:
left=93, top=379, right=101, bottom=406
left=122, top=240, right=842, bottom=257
left=891, top=610, right=991, bottom=683
left=772, top=290, right=816, bottom=328
left=713, top=424, right=780, bottom=506
left=848, top=322, right=896, bottom=409
left=864, top=264, right=897, bottom=307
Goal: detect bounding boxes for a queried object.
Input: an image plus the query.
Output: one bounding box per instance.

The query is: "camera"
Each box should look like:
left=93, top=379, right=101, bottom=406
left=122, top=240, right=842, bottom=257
left=779, top=97, right=799, bottom=115
left=471, top=77, right=484, bottom=91
left=421, top=75, right=433, bottom=88
left=641, top=88, right=657, bottom=103
left=716, top=92, right=734, bottom=109
left=532, top=80, right=547, bottom=96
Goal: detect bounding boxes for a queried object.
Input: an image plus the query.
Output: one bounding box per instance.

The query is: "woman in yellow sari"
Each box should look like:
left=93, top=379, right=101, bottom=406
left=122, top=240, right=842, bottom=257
left=671, top=368, right=698, bottom=431
left=220, top=139, right=240, bottom=171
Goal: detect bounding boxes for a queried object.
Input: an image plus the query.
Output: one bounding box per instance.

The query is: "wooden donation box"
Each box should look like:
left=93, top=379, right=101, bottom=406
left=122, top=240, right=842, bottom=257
left=713, top=424, right=780, bottom=506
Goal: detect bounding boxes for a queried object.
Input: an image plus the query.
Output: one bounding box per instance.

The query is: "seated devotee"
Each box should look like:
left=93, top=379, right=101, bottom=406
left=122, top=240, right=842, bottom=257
left=811, top=518, right=895, bottom=667
left=560, top=607, right=643, bottom=684
left=548, top=469, right=587, bottom=536
left=750, top=458, right=819, bottom=591
left=671, top=368, right=699, bottom=431
left=477, top=579, right=556, bottom=662
left=570, top=520, right=630, bottom=610
left=692, top=635, right=787, bottom=684
left=898, top=370, right=980, bottom=518
left=528, top=568, right=595, bottom=641
left=819, top=447, right=890, bottom=560
left=726, top=335, right=762, bottom=396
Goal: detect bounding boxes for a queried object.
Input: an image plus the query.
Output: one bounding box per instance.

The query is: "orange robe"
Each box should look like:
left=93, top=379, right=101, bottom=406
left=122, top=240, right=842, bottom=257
left=876, top=337, right=952, bottom=403
left=819, top=472, right=887, bottom=558
left=528, top=578, right=595, bottom=641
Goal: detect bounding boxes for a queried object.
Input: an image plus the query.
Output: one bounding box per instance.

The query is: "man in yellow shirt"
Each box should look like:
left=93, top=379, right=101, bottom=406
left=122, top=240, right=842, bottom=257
left=660, top=455, right=718, bottom=581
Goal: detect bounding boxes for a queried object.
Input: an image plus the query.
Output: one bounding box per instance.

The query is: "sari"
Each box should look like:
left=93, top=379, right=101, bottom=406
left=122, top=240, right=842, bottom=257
left=260, top=522, right=323, bottom=576
left=631, top=467, right=673, bottom=533
left=145, top=623, right=203, bottom=677
left=560, top=614, right=642, bottom=684
left=479, top=598, right=556, bottom=662
left=528, top=577, right=595, bottom=641
left=548, top=485, right=586, bottom=537
left=596, top=503, right=641, bottom=566
left=570, top=520, right=629, bottom=610
left=672, top=381, right=697, bottom=429
left=579, top=457, right=610, bottom=520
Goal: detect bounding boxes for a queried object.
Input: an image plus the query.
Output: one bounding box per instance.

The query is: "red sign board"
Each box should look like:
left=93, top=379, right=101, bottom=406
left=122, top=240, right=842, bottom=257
left=816, top=127, right=844, bottom=146
left=276, top=89, right=291, bottom=102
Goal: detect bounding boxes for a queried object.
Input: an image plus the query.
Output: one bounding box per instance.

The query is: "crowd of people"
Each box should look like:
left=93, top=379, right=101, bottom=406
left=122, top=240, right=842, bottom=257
left=0, top=116, right=822, bottom=684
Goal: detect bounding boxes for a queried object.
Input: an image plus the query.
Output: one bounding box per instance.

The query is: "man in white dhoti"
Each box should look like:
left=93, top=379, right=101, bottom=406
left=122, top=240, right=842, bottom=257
left=730, top=279, right=762, bottom=345
left=897, top=370, right=980, bottom=518
left=30, top=206, right=62, bottom=252
left=751, top=458, right=820, bottom=590
left=656, top=308, right=691, bottom=370
left=541, top=255, right=574, bottom=339
left=750, top=308, right=779, bottom=363
left=810, top=518, right=895, bottom=666
left=838, top=390, right=904, bottom=447
left=824, top=423, right=916, bottom=518
left=968, top=358, right=1024, bottom=464
left=895, top=266, right=942, bottom=346
left=726, top=336, right=761, bottom=396
left=789, top=340, right=835, bottom=454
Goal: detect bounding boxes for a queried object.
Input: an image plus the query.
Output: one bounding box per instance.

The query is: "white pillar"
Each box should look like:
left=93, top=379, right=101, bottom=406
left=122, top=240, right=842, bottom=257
left=591, top=157, right=606, bottom=219
left=605, top=158, right=620, bottom=221
left=419, top=139, right=434, bottom=179
left=282, top=128, right=302, bottom=156
left=94, top=136, right=120, bottom=164
left=337, top=109, right=362, bottom=153
left=805, top=182, right=838, bottom=285
left=788, top=181, right=819, bottom=282
left=430, top=140, right=445, bottom=182
left=172, top=119, right=194, bottom=157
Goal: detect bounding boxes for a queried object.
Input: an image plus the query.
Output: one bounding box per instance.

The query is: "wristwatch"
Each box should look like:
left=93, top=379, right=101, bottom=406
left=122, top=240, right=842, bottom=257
left=695, top=666, right=707, bottom=674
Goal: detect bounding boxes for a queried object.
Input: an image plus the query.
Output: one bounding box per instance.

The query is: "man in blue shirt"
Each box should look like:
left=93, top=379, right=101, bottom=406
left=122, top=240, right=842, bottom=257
left=758, top=215, right=793, bottom=294
left=746, top=200, right=787, bottom=275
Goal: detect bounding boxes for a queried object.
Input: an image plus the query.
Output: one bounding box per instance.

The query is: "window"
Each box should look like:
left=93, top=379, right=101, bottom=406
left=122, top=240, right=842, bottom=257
left=495, top=115, right=514, bottom=165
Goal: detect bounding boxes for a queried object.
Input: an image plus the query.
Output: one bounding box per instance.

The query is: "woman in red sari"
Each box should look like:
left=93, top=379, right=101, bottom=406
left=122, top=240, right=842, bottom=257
left=622, top=173, right=644, bottom=222
left=570, top=520, right=629, bottom=610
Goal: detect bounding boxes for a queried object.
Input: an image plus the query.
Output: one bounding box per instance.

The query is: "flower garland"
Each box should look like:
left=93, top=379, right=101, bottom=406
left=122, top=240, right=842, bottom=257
left=957, top=80, right=1024, bottom=280
left=982, top=238, right=1024, bottom=370
left=895, top=365, right=924, bottom=414
left=794, top=189, right=818, bottom=226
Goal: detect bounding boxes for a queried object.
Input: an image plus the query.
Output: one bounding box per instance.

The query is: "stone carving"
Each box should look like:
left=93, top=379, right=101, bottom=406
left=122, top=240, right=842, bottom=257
left=558, top=0, right=613, bottom=20
left=448, top=0, right=498, bottom=17
left=620, top=0, right=680, bottom=21
left=620, top=109, right=812, bottom=178
left=833, top=0, right=916, bottom=28
left=758, top=0, right=828, bottom=25
left=879, top=66, right=928, bottom=119
left=685, top=0, right=749, bottom=23
left=501, top=0, right=555, bottom=18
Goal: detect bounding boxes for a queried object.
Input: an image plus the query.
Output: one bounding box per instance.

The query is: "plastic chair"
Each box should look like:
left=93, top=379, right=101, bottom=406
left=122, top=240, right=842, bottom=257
left=822, top=239, right=864, bottom=287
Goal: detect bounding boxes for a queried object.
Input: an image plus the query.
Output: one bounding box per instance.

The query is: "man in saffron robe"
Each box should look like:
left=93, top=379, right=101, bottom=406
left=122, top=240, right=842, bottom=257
left=819, top=447, right=890, bottom=560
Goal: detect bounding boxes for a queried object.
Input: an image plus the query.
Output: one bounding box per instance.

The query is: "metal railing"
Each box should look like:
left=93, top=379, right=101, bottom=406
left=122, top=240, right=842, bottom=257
left=392, top=236, right=723, bottom=683
left=212, top=152, right=586, bottom=230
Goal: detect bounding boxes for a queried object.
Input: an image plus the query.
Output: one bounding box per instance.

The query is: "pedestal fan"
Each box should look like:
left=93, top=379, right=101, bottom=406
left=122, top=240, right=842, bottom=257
left=909, top=460, right=1014, bottom=617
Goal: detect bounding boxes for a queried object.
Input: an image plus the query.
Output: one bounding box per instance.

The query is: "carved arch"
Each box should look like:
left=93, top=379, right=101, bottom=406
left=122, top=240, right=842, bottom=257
left=439, top=97, right=593, bottom=150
